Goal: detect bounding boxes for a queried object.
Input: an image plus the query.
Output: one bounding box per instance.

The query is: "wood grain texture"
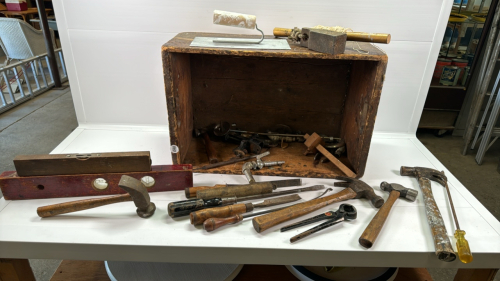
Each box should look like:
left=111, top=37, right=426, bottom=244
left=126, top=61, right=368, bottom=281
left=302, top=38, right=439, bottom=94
left=0, top=165, right=193, bottom=200
left=13, top=152, right=151, bottom=177
left=252, top=188, right=357, bottom=233
left=185, top=184, right=226, bottom=198
left=50, top=260, right=109, bottom=281
left=196, top=182, right=274, bottom=200
left=203, top=215, right=244, bottom=232
left=0, top=259, right=36, bottom=281
left=190, top=203, right=250, bottom=226
left=163, top=32, right=388, bottom=179
left=37, top=194, right=132, bottom=218
left=359, top=190, right=399, bottom=248
left=454, top=269, right=499, bottom=281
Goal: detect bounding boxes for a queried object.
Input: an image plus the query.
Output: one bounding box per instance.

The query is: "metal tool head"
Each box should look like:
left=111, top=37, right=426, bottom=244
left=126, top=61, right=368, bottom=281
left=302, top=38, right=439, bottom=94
left=400, top=166, right=447, bottom=187
left=338, top=204, right=357, bottom=220
left=333, top=176, right=384, bottom=208
left=380, top=182, right=418, bottom=202
left=118, top=175, right=156, bottom=218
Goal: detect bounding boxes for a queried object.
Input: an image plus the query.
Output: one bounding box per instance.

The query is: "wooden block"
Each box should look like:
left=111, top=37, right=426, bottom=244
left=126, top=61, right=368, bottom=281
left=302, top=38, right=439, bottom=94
left=14, top=151, right=152, bottom=177
left=0, top=165, right=192, bottom=200
left=50, top=260, right=109, bottom=281
left=0, top=259, right=36, bottom=281
left=301, top=28, right=347, bottom=55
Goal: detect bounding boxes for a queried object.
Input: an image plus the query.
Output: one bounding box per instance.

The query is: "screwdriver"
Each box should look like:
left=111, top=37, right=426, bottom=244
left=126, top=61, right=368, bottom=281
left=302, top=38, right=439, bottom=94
left=190, top=194, right=301, bottom=225
left=444, top=182, right=473, bottom=263
left=168, top=185, right=325, bottom=218
left=203, top=188, right=333, bottom=232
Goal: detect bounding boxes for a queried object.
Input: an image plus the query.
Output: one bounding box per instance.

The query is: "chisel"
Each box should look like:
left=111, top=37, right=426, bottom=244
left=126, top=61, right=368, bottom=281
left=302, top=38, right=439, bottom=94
left=190, top=194, right=301, bottom=225
left=168, top=185, right=324, bottom=218
left=185, top=178, right=301, bottom=198
left=203, top=188, right=333, bottom=232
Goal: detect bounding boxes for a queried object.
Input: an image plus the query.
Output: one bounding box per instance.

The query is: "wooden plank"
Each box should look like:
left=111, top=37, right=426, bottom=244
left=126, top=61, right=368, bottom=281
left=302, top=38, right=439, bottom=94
left=0, top=165, right=193, bottom=200
left=13, top=152, right=151, bottom=177
left=162, top=33, right=386, bottom=60
left=50, top=260, right=109, bottom=281
left=454, top=269, right=499, bottom=281
left=0, top=259, right=36, bottom=281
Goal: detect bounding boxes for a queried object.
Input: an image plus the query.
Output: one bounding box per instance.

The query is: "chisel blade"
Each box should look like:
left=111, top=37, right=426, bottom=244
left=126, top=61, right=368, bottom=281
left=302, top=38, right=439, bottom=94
left=227, top=179, right=302, bottom=188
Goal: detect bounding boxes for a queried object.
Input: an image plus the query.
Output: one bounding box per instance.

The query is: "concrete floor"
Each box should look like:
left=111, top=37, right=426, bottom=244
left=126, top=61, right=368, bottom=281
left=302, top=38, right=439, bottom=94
left=1, top=88, right=499, bottom=280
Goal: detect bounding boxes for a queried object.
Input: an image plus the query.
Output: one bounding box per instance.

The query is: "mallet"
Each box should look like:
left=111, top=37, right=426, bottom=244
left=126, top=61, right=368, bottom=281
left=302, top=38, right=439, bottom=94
left=359, top=182, right=418, bottom=248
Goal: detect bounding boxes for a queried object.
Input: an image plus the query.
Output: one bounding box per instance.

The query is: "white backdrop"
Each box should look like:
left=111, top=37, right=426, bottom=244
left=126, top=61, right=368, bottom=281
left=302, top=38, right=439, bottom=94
left=52, top=0, right=453, bottom=134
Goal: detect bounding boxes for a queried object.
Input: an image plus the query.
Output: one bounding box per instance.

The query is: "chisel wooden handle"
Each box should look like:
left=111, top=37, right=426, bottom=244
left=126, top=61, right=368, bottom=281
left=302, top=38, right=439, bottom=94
left=197, top=182, right=274, bottom=200
left=358, top=190, right=399, bottom=248
left=190, top=203, right=252, bottom=225
left=204, top=214, right=245, bottom=232
left=252, top=188, right=357, bottom=233
left=202, top=132, right=219, bottom=164
left=185, top=185, right=226, bottom=198
left=273, top=27, right=391, bottom=44
left=37, top=194, right=132, bottom=218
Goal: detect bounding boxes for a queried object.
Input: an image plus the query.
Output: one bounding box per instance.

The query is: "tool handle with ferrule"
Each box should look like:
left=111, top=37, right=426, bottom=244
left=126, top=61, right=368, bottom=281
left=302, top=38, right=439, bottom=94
left=185, top=184, right=226, bottom=198
left=37, top=194, right=132, bottom=218
left=190, top=203, right=252, bottom=225
left=203, top=214, right=244, bottom=232
left=252, top=188, right=357, bottom=233
left=196, top=182, right=274, bottom=200
left=358, top=190, right=399, bottom=248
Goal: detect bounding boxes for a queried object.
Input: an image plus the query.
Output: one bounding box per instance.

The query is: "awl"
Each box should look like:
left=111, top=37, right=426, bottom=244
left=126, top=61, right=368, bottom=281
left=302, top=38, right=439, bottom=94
left=168, top=185, right=323, bottom=217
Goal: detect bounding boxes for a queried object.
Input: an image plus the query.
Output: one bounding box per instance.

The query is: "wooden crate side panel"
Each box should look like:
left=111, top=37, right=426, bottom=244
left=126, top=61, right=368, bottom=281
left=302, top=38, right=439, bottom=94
left=163, top=52, right=193, bottom=164
left=341, top=59, right=387, bottom=177
left=190, top=55, right=350, bottom=136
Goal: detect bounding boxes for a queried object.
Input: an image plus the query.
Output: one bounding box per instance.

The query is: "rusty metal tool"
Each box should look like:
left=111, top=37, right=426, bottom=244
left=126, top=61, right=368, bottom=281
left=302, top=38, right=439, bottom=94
left=195, top=128, right=219, bottom=164
left=184, top=178, right=302, bottom=198
left=190, top=194, right=301, bottom=225
left=304, top=133, right=356, bottom=178
left=242, top=159, right=285, bottom=184
left=401, top=166, right=471, bottom=263
left=203, top=188, right=333, bottom=232
left=168, top=184, right=324, bottom=217
left=273, top=27, right=391, bottom=44
left=281, top=204, right=357, bottom=243
left=358, top=182, right=418, bottom=249
left=252, top=177, right=384, bottom=233
left=37, top=175, right=156, bottom=218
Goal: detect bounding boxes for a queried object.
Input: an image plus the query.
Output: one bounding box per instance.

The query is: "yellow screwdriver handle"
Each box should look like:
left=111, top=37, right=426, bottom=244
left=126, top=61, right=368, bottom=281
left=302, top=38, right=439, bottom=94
left=455, top=230, right=473, bottom=263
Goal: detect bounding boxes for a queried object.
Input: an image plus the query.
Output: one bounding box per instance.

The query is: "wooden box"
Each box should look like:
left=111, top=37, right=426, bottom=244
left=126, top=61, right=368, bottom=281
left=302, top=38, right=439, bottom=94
left=162, top=33, right=388, bottom=178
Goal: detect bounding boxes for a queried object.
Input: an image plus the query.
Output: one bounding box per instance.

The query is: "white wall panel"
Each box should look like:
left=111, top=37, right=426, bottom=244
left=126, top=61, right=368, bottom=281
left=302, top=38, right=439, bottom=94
left=61, top=0, right=441, bottom=42
left=374, top=42, right=432, bottom=133
left=68, top=30, right=175, bottom=125
left=53, top=0, right=454, bottom=132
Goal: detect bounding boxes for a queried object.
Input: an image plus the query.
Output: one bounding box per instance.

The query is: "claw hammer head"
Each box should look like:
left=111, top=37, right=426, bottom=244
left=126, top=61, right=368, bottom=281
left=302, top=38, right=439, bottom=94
left=400, top=166, right=447, bottom=187
left=118, top=175, right=156, bottom=218
left=334, top=176, right=385, bottom=208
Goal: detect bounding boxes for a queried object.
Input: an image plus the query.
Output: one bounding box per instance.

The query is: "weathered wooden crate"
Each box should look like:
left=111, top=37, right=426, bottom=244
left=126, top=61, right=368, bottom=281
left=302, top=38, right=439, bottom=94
left=162, top=33, right=388, bottom=178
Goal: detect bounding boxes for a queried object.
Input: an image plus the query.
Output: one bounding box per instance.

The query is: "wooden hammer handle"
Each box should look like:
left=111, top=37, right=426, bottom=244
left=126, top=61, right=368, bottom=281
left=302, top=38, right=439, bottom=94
left=252, top=188, right=357, bottom=233
left=273, top=27, right=391, bottom=44
left=37, top=194, right=132, bottom=218
left=358, top=190, right=399, bottom=248
left=185, top=185, right=226, bottom=198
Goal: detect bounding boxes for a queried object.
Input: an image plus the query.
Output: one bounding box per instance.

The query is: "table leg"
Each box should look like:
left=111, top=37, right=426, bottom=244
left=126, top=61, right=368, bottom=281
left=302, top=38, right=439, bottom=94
left=0, top=259, right=36, bottom=281
left=454, top=268, right=499, bottom=281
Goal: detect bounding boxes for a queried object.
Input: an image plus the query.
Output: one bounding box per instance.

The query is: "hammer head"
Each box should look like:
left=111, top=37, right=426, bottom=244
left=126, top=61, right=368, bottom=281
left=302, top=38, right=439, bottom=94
left=400, top=166, right=447, bottom=187
left=118, top=175, right=156, bottom=218
left=334, top=176, right=384, bottom=208
left=380, top=182, right=418, bottom=202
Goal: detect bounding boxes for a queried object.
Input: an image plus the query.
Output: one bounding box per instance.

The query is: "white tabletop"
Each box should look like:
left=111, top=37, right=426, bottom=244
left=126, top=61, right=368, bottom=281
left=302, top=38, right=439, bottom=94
left=1, top=126, right=499, bottom=268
